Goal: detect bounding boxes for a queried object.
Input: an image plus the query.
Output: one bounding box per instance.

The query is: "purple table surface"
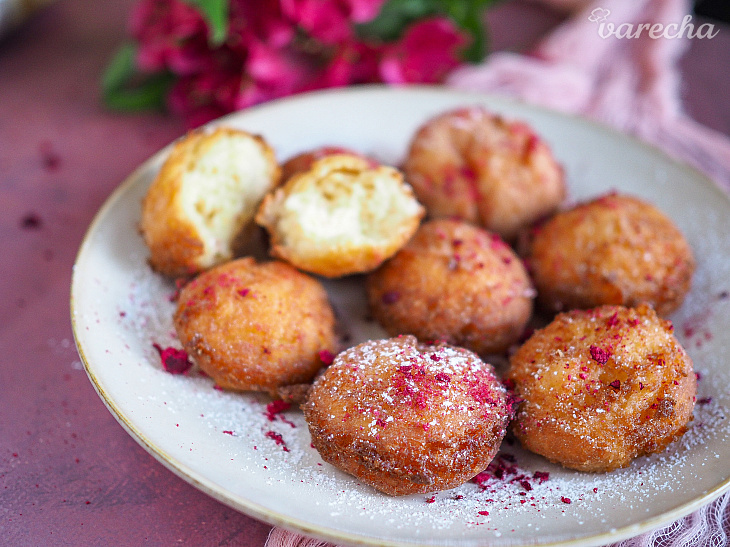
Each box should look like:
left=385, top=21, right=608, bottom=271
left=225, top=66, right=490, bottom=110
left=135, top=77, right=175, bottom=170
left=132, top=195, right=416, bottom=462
left=1, top=1, right=728, bottom=545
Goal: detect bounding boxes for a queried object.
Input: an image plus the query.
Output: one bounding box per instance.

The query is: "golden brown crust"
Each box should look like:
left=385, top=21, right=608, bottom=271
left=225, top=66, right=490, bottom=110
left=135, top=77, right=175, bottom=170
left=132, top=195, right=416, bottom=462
left=303, top=336, right=512, bottom=496
left=256, top=155, right=424, bottom=278
left=506, top=304, right=696, bottom=472
left=403, top=107, right=566, bottom=241
left=272, top=383, right=313, bottom=404
left=527, top=193, right=695, bottom=316
left=173, top=258, right=337, bottom=393
left=367, top=219, right=534, bottom=355
left=280, top=147, right=374, bottom=182
left=141, top=127, right=280, bottom=277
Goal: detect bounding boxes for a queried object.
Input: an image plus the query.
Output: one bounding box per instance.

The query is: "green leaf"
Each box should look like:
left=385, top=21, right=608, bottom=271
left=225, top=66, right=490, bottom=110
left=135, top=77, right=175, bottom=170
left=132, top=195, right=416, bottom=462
left=436, top=0, right=501, bottom=62
left=101, top=43, right=138, bottom=96
left=101, top=43, right=174, bottom=112
left=182, top=0, right=229, bottom=46
left=357, top=0, right=502, bottom=62
left=357, top=0, right=441, bottom=42
left=103, top=72, right=174, bottom=112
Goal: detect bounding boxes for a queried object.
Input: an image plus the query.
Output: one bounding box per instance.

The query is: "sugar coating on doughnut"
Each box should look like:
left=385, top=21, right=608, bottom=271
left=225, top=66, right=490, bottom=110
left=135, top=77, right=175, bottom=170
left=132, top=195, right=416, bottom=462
left=507, top=304, right=696, bottom=472
left=303, top=336, right=512, bottom=496
left=280, top=147, right=376, bottom=182
left=403, top=106, right=565, bottom=241
left=174, top=258, right=337, bottom=394
left=367, top=218, right=534, bottom=355
left=527, top=193, right=695, bottom=316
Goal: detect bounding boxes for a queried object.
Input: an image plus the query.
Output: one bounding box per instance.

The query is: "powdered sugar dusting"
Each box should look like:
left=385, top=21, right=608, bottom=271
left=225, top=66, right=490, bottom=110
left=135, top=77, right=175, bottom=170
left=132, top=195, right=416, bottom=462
left=88, top=243, right=730, bottom=543
left=72, top=90, right=730, bottom=546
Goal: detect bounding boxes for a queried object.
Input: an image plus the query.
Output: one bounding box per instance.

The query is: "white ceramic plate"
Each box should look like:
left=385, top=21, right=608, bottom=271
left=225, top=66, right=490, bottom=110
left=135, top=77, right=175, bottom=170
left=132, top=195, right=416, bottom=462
left=72, top=86, right=730, bottom=547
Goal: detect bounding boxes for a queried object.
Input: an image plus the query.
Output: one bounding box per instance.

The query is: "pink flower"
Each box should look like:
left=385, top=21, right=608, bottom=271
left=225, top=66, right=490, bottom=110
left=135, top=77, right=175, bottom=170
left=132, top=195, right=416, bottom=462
left=131, top=0, right=210, bottom=74
left=346, top=0, right=388, bottom=23
left=168, top=68, right=240, bottom=127
left=166, top=41, right=247, bottom=127
left=245, top=40, right=318, bottom=94
left=281, top=0, right=386, bottom=44
left=311, top=40, right=381, bottom=88
left=379, top=17, right=468, bottom=84
left=230, top=0, right=295, bottom=49
left=281, top=0, right=351, bottom=44
left=234, top=78, right=275, bottom=111
left=125, top=0, right=472, bottom=128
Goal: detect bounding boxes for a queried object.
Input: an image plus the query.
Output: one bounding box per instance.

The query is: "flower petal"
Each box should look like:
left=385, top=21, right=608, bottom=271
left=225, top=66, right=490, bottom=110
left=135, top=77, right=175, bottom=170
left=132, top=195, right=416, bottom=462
left=379, top=17, right=468, bottom=84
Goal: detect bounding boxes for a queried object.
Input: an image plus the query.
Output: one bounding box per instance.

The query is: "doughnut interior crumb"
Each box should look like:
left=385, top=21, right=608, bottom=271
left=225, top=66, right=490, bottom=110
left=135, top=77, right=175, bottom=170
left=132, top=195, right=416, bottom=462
left=180, top=133, right=273, bottom=261
left=141, top=127, right=279, bottom=276
left=257, top=154, right=424, bottom=277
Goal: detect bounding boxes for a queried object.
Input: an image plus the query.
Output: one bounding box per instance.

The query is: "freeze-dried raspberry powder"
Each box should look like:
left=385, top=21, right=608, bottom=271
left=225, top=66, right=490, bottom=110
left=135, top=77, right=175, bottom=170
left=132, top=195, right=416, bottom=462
left=265, top=400, right=292, bottom=421
left=265, top=431, right=290, bottom=452
left=153, top=344, right=193, bottom=374
left=20, top=213, right=42, bottom=229
left=318, top=349, right=335, bottom=365
left=589, top=345, right=611, bottom=365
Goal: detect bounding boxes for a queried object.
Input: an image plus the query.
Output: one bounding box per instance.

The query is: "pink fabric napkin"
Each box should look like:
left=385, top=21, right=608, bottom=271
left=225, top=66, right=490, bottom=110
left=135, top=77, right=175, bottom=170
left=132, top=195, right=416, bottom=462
left=448, top=0, right=730, bottom=191
left=266, top=1, right=730, bottom=545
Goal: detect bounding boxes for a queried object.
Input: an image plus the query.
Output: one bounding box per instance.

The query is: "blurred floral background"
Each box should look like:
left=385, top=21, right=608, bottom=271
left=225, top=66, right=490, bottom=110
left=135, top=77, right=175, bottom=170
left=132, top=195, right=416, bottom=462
left=102, top=0, right=501, bottom=127
left=98, top=0, right=730, bottom=128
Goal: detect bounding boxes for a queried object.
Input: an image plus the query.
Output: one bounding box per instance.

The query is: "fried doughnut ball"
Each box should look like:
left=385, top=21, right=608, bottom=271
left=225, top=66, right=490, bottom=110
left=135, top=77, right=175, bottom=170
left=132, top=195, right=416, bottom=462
left=303, top=336, right=512, bottom=496
left=280, top=147, right=376, bottom=182
left=367, top=219, right=534, bottom=355
left=403, top=107, right=565, bottom=241
left=256, top=154, right=424, bottom=278
left=527, top=193, right=695, bottom=316
left=173, top=258, right=337, bottom=394
left=141, top=127, right=280, bottom=277
left=507, top=304, right=696, bottom=472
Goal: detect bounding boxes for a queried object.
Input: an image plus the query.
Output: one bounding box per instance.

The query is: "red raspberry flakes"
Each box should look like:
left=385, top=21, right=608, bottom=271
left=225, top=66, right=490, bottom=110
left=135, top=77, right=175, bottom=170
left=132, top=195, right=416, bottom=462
left=435, top=372, right=451, bottom=384
left=589, top=345, right=611, bottom=365
left=20, top=212, right=43, bottom=229
left=265, top=400, right=291, bottom=421
left=533, top=471, right=550, bottom=483
left=153, top=344, right=192, bottom=374
left=265, top=431, right=290, bottom=452
left=39, top=141, right=61, bottom=171
left=318, top=349, right=335, bottom=365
